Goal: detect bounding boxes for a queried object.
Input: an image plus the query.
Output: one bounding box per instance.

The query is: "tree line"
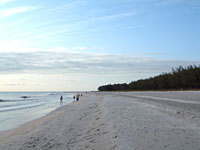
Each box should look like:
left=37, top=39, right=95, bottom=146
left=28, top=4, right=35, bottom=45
left=98, top=65, right=200, bottom=91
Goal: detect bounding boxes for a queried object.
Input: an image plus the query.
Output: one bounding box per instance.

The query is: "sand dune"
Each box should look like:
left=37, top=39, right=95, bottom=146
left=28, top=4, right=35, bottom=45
left=0, top=91, right=200, bottom=150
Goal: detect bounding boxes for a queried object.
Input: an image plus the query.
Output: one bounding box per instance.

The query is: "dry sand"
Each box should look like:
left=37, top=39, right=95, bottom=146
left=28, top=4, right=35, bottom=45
left=0, top=91, right=200, bottom=150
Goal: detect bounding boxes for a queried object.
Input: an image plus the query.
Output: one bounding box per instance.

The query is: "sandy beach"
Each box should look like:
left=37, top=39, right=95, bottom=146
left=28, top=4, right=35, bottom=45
left=0, top=91, right=200, bottom=150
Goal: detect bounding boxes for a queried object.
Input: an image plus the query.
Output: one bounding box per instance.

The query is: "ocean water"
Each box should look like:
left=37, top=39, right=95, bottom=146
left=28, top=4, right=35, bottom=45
left=0, top=92, right=75, bottom=131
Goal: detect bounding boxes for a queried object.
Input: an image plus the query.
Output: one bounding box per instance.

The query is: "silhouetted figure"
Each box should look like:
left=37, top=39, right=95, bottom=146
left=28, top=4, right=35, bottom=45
left=76, top=95, right=80, bottom=101
left=60, top=96, right=63, bottom=102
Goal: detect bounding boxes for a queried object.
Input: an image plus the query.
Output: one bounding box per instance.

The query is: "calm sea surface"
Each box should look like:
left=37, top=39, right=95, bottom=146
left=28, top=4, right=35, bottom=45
left=0, top=92, right=75, bottom=131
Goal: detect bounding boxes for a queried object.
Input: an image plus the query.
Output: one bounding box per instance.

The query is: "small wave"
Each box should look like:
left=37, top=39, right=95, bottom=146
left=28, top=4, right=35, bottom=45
left=0, top=99, right=11, bottom=102
left=0, top=98, right=37, bottom=102
left=0, top=103, right=45, bottom=112
left=48, top=93, right=59, bottom=96
left=0, top=118, right=12, bottom=123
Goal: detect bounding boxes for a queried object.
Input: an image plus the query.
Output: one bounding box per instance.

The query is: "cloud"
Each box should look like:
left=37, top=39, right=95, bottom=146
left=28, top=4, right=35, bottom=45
left=0, top=0, right=16, bottom=6
left=16, top=10, right=139, bottom=41
left=0, top=6, right=39, bottom=18
left=44, top=1, right=85, bottom=13
left=0, top=52, right=199, bottom=78
left=0, top=40, right=88, bottom=52
left=88, top=11, right=139, bottom=22
left=0, top=0, right=141, bottom=43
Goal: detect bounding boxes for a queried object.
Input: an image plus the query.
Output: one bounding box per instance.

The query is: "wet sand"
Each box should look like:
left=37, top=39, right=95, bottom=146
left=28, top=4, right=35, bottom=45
left=0, top=91, right=200, bottom=150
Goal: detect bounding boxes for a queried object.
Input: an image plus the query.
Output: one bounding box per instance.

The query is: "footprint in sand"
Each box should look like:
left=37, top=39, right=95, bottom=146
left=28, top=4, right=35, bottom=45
left=102, top=131, right=109, bottom=135
left=112, top=135, right=117, bottom=139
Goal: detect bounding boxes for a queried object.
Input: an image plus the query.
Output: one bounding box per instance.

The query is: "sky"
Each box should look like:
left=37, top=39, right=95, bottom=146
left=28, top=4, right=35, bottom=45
left=0, top=0, right=200, bottom=91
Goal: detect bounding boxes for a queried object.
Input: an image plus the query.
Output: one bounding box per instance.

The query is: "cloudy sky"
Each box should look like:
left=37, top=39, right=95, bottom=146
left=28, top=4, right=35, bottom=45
left=0, top=0, right=200, bottom=91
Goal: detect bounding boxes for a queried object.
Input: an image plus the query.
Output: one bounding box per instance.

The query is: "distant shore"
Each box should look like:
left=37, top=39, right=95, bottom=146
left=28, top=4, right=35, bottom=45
left=0, top=91, right=200, bottom=150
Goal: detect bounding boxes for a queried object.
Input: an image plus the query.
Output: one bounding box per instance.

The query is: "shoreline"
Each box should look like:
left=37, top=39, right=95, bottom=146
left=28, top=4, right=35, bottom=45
left=0, top=92, right=200, bottom=150
left=0, top=102, right=70, bottom=139
left=0, top=101, right=72, bottom=133
left=0, top=92, right=75, bottom=132
left=0, top=93, right=81, bottom=133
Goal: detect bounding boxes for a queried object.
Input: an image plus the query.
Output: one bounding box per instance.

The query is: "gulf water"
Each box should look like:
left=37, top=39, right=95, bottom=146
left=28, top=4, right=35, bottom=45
left=0, top=92, right=75, bottom=131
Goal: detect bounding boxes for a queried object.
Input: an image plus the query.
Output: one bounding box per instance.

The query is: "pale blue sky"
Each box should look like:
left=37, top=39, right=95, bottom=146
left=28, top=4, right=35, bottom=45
left=0, top=0, right=200, bottom=91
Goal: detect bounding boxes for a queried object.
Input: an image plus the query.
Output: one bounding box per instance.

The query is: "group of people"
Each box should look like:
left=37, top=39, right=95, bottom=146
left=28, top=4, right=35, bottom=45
left=73, top=94, right=83, bottom=101
left=59, top=94, right=83, bottom=103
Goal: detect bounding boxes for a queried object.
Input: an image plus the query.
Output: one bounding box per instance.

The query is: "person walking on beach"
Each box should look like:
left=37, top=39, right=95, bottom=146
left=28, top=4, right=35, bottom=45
left=60, top=96, right=63, bottom=102
left=76, top=94, right=80, bottom=101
